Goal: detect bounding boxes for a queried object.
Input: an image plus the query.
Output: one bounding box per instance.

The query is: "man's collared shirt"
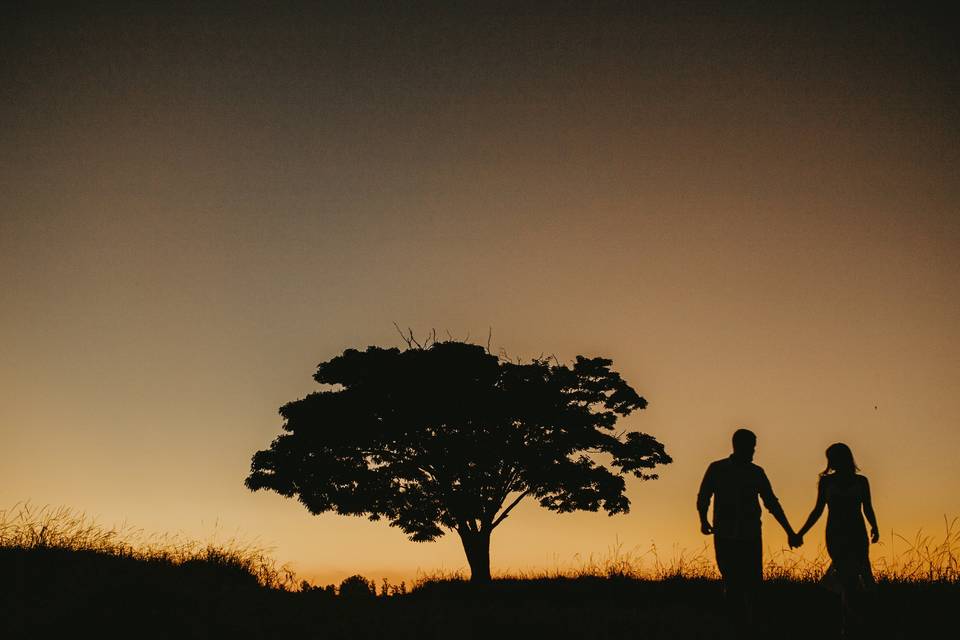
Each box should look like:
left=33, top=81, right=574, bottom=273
left=697, top=455, right=782, bottom=540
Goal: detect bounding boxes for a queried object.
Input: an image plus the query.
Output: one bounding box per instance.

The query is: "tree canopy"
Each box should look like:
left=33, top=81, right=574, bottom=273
left=246, top=340, right=671, bottom=580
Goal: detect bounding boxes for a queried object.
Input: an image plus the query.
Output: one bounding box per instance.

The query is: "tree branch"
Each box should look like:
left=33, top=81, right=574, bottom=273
left=490, top=490, right=530, bottom=530
left=494, top=466, right=520, bottom=509
left=407, top=328, right=423, bottom=349
left=393, top=321, right=414, bottom=348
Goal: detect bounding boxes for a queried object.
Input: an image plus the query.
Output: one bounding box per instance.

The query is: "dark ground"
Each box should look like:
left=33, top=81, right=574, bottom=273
left=1, top=547, right=953, bottom=639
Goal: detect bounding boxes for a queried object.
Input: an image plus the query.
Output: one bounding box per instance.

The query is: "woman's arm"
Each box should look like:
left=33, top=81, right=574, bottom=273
left=797, top=478, right=827, bottom=537
left=862, top=476, right=879, bottom=543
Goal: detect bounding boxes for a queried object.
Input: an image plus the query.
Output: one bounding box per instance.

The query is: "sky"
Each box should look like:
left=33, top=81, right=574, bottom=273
left=2, top=2, right=958, bottom=586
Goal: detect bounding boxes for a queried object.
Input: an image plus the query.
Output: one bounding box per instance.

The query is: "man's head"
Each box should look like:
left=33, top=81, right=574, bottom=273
left=732, top=428, right=757, bottom=461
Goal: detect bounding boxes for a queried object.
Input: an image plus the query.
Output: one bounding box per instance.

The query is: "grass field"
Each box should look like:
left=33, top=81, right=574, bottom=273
left=2, top=503, right=957, bottom=639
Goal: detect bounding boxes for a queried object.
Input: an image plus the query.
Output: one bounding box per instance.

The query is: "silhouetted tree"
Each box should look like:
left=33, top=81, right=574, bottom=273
left=245, top=341, right=671, bottom=582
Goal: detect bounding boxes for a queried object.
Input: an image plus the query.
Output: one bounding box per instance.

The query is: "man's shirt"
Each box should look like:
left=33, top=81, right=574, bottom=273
left=697, top=455, right=783, bottom=540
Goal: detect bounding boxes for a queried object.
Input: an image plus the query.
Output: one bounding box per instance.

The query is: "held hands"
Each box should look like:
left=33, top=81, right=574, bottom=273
left=788, top=532, right=804, bottom=548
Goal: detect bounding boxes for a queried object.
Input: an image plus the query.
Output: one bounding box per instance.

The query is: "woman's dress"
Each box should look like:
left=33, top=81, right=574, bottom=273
left=822, top=473, right=874, bottom=590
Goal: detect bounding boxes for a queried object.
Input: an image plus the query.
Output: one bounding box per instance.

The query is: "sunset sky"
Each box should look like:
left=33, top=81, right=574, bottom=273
left=2, top=2, right=957, bottom=586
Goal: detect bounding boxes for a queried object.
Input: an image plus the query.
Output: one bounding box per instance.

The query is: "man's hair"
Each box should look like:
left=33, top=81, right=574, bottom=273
left=732, top=428, right=757, bottom=451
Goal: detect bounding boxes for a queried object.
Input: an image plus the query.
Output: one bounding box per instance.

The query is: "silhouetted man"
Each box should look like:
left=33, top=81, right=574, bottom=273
left=697, top=428, right=796, bottom=631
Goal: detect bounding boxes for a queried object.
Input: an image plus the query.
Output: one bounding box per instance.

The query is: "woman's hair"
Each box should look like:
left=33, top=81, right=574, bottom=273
left=821, top=442, right=859, bottom=476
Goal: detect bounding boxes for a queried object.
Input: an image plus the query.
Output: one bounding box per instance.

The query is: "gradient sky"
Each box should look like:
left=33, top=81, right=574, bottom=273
left=2, top=2, right=958, bottom=585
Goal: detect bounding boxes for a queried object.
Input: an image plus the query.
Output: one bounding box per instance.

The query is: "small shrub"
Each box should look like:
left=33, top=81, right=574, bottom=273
left=338, top=574, right=376, bottom=598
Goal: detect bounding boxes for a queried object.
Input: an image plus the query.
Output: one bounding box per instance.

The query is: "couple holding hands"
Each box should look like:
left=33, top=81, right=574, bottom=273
left=697, top=428, right=879, bottom=633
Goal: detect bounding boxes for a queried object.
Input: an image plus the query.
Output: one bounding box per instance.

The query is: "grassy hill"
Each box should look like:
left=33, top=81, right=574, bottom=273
left=2, top=504, right=957, bottom=639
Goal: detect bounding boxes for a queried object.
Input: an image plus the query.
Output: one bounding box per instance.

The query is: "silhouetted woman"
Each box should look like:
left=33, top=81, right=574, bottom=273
left=796, top=443, right=879, bottom=638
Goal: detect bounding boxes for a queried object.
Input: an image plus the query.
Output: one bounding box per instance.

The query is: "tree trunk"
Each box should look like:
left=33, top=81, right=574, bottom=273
left=459, top=529, right=492, bottom=583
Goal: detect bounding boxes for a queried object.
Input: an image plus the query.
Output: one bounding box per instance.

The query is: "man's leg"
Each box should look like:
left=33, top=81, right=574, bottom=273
left=743, top=536, right=763, bottom=630
left=715, top=537, right=748, bottom=630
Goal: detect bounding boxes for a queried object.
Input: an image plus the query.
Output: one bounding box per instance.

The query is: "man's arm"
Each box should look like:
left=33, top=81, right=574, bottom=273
left=696, top=464, right=715, bottom=535
left=758, top=469, right=794, bottom=537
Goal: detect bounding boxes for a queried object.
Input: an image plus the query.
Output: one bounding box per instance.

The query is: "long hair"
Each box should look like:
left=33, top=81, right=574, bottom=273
left=821, top=442, right=859, bottom=477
